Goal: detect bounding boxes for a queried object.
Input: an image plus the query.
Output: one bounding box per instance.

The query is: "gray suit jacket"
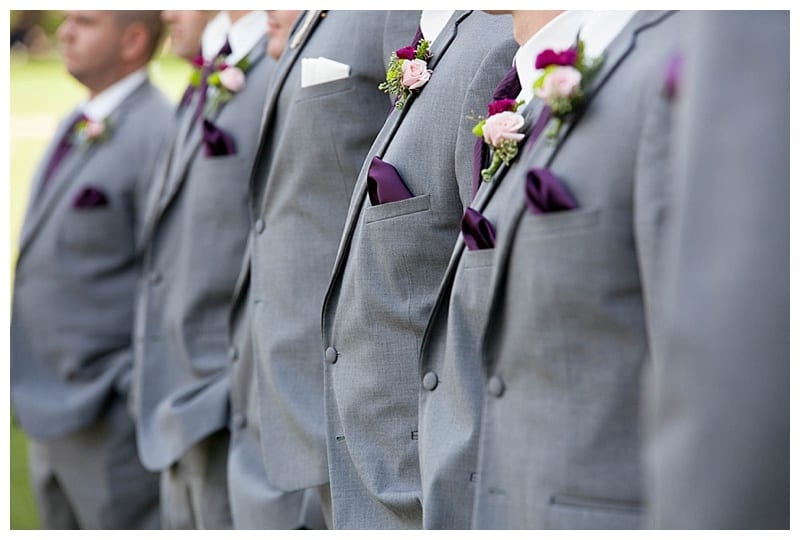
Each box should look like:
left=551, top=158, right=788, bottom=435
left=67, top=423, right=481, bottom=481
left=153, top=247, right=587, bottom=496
left=227, top=10, right=418, bottom=498
left=645, top=11, right=789, bottom=529
left=11, top=79, right=172, bottom=440
left=418, top=96, right=548, bottom=529
left=473, top=11, right=684, bottom=529
left=132, top=38, right=274, bottom=470
left=320, top=11, right=516, bottom=529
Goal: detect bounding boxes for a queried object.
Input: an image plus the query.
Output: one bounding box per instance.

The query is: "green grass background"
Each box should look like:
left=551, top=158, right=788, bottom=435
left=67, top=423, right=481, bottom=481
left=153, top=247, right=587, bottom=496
left=9, top=52, right=190, bottom=529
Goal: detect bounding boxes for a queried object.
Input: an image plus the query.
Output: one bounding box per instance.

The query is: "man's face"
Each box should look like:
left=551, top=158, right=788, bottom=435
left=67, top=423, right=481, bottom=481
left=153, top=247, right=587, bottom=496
left=266, top=10, right=302, bottom=60
left=162, top=10, right=207, bottom=61
left=58, top=11, right=124, bottom=87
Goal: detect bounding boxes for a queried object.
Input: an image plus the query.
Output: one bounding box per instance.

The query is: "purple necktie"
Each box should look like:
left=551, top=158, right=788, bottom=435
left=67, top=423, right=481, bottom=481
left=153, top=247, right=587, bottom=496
left=41, top=112, right=87, bottom=188
left=472, top=65, right=522, bottom=198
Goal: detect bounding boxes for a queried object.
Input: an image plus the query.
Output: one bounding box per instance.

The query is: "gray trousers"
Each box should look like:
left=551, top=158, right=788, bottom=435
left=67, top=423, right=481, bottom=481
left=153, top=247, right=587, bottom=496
left=160, top=428, right=233, bottom=529
left=28, top=394, right=160, bottom=529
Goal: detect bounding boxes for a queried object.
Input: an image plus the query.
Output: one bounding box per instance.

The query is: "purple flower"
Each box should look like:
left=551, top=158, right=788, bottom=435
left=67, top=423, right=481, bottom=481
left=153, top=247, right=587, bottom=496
left=535, top=47, right=578, bottom=69
left=487, top=98, right=518, bottom=116
left=191, top=55, right=205, bottom=68
left=396, top=45, right=417, bottom=60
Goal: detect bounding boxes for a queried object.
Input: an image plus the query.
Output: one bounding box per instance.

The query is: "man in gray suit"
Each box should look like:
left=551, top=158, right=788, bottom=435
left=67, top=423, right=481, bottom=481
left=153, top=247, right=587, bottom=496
left=224, top=9, right=319, bottom=530
left=471, top=11, right=692, bottom=528
left=10, top=10, right=170, bottom=529
left=320, top=10, right=516, bottom=529
left=645, top=11, right=789, bottom=529
left=418, top=9, right=565, bottom=530
left=227, top=9, right=417, bottom=529
left=133, top=10, right=280, bottom=529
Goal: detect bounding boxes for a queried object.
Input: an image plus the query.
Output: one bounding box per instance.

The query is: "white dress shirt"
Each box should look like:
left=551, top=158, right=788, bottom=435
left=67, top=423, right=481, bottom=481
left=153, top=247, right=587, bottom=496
left=515, top=10, right=636, bottom=111
left=82, top=68, right=148, bottom=122
left=421, top=10, right=455, bottom=45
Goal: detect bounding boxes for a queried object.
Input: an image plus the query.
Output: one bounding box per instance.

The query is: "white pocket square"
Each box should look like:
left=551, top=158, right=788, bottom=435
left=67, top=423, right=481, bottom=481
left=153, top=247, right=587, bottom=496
left=301, top=57, right=351, bottom=88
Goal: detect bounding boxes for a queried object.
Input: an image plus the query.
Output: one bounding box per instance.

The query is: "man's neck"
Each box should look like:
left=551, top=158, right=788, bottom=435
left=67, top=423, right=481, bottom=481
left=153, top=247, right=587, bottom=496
left=512, top=11, right=564, bottom=45
left=87, top=64, right=141, bottom=99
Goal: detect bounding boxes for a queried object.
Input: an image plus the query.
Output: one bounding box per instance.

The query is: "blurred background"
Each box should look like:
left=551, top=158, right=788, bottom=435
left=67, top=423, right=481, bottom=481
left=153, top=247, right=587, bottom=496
left=9, top=10, right=193, bottom=528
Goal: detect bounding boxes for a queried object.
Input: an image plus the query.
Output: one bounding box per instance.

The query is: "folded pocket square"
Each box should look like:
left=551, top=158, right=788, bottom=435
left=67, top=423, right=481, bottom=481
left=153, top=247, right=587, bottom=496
left=367, top=156, right=412, bottom=206
left=461, top=207, right=496, bottom=251
left=301, top=57, right=350, bottom=88
left=72, top=186, right=108, bottom=209
left=525, top=167, right=578, bottom=215
left=202, top=119, right=237, bottom=157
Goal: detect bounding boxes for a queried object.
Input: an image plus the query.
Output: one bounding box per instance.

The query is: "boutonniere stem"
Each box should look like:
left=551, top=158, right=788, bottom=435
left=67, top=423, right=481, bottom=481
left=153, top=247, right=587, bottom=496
left=472, top=98, right=526, bottom=181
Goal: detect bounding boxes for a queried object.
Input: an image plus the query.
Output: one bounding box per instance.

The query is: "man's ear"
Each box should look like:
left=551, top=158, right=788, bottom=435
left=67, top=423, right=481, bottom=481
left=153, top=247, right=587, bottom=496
left=119, top=22, right=149, bottom=65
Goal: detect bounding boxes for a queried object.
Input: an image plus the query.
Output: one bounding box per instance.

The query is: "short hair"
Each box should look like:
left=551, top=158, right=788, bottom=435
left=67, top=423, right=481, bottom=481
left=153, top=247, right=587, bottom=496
left=113, top=11, right=164, bottom=61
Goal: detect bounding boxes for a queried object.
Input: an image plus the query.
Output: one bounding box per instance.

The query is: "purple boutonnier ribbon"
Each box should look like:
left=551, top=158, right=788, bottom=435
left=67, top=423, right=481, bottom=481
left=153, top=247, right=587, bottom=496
left=367, top=156, right=412, bottom=205
left=461, top=207, right=496, bottom=251
left=525, top=168, right=578, bottom=215
left=663, top=52, right=684, bottom=100
left=202, top=119, right=236, bottom=157
left=72, top=186, right=109, bottom=209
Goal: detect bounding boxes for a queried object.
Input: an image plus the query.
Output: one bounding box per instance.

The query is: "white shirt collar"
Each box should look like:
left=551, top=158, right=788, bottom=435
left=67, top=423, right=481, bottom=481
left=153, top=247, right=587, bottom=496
left=225, top=10, right=268, bottom=65
left=421, top=10, right=455, bottom=45
left=202, top=11, right=231, bottom=61
left=515, top=10, right=636, bottom=111
left=81, top=68, right=148, bottom=122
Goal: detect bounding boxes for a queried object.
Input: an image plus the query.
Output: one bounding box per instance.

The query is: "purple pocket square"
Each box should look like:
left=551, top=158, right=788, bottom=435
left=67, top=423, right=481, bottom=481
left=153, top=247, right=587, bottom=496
left=202, top=119, right=237, bottom=157
left=461, top=207, right=496, bottom=251
left=367, top=156, right=412, bottom=206
left=525, top=168, right=578, bottom=215
left=72, top=186, right=108, bottom=209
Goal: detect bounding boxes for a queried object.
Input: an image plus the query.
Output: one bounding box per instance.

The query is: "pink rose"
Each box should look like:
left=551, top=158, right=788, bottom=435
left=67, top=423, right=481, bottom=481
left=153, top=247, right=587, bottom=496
left=482, top=111, right=525, bottom=147
left=85, top=120, right=105, bottom=139
left=401, top=59, right=431, bottom=90
left=535, top=66, right=582, bottom=102
left=219, top=66, right=246, bottom=92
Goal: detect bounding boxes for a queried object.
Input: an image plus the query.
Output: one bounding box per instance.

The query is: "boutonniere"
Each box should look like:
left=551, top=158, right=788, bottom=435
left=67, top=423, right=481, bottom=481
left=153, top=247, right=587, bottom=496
left=188, top=53, right=251, bottom=116
left=72, top=116, right=110, bottom=147
left=472, top=98, right=526, bottom=181
left=379, top=38, right=432, bottom=110
left=533, top=38, right=603, bottom=140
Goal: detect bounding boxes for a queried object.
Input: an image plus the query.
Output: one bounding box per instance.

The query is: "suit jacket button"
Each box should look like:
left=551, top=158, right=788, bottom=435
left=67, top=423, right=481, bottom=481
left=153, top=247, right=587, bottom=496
left=228, top=346, right=238, bottom=362
left=149, top=272, right=161, bottom=284
left=325, top=346, right=338, bottom=364
left=254, top=219, right=265, bottom=234
left=487, top=375, right=505, bottom=398
left=422, top=371, right=438, bottom=391
left=233, top=413, right=247, bottom=430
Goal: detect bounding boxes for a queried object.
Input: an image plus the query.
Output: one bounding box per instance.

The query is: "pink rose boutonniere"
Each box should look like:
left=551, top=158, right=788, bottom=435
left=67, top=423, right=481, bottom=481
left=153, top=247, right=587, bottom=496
left=188, top=53, right=252, bottom=117
left=533, top=38, right=603, bottom=140
left=379, top=38, right=432, bottom=109
left=472, top=98, right=526, bottom=181
left=72, top=116, right=110, bottom=147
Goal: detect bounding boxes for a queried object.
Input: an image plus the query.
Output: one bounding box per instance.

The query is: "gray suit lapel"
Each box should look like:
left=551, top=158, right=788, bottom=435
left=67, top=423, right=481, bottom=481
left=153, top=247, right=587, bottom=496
left=328, top=11, right=473, bottom=297
left=482, top=10, right=674, bottom=374
left=17, top=110, right=83, bottom=251
left=151, top=38, right=270, bottom=236
left=18, top=82, right=150, bottom=258
left=233, top=13, right=327, bottom=305
left=249, top=10, right=325, bottom=185
left=418, top=96, right=547, bottom=359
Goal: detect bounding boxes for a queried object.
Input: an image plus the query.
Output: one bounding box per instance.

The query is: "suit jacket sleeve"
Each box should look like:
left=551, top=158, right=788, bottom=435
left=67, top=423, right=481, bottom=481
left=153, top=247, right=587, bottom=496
left=644, top=11, right=789, bottom=529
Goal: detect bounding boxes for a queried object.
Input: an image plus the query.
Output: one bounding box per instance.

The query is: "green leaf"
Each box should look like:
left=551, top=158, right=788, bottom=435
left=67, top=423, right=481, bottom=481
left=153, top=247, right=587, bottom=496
left=472, top=119, right=486, bottom=137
